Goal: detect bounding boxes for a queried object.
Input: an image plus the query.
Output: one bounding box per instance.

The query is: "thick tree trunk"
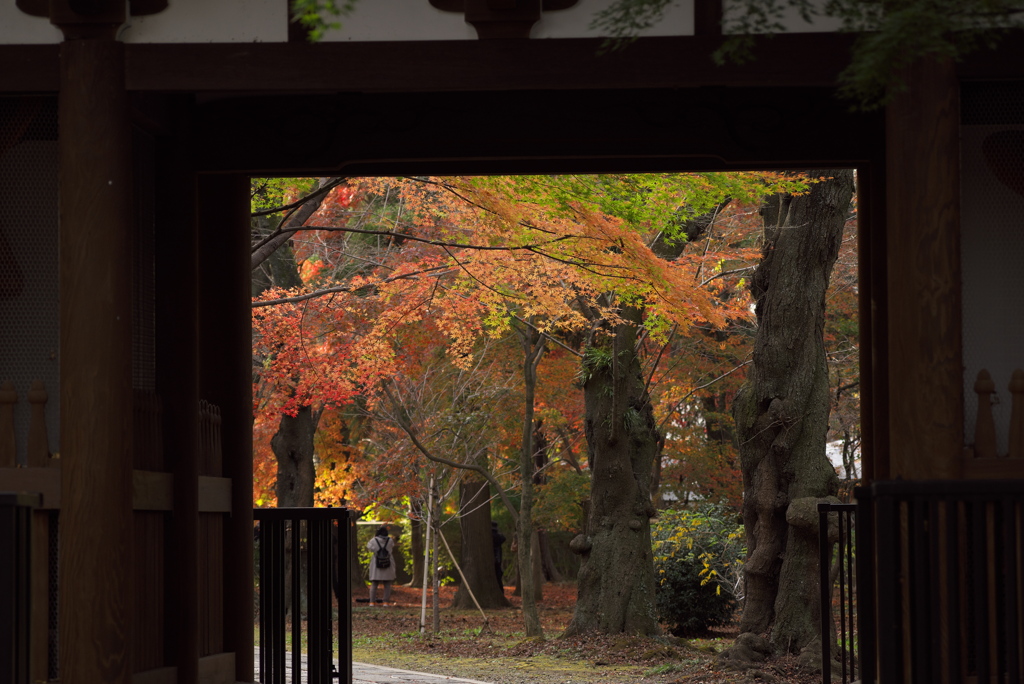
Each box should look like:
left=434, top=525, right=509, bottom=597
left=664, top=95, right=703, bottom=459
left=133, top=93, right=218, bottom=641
left=272, top=405, right=316, bottom=616
left=452, top=477, right=511, bottom=609
left=272, top=405, right=316, bottom=507
left=537, top=530, right=562, bottom=583
left=564, top=306, right=660, bottom=636
left=732, top=170, right=854, bottom=654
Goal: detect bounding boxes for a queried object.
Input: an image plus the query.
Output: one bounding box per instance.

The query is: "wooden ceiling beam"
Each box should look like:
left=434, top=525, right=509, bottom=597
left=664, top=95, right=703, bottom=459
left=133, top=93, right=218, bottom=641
left=186, top=86, right=882, bottom=175
left=5, top=31, right=1023, bottom=96
left=123, top=34, right=854, bottom=93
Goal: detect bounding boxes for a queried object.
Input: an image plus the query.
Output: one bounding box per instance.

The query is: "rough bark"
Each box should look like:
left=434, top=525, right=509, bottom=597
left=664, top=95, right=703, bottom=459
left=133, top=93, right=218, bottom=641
left=564, top=305, right=660, bottom=636
left=452, top=477, right=511, bottom=609
left=537, top=529, right=562, bottom=583
left=272, top=404, right=316, bottom=616
left=272, top=405, right=316, bottom=508
left=732, top=170, right=854, bottom=654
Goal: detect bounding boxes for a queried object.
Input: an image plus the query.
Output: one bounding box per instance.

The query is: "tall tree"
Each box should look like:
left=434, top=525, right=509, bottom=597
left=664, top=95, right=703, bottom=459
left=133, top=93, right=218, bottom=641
left=251, top=177, right=352, bottom=507
left=250, top=172, right=810, bottom=636
left=731, top=170, right=855, bottom=653
left=451, top=468, right=511, bottom=609
left=563, top=301, right=662, bottom=636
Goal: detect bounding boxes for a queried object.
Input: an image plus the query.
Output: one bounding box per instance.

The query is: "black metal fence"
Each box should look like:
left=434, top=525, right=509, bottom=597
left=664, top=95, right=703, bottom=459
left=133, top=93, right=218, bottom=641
left=0, top=492, right=39, bottom=684
left=855, top=479, right=1024, bottom=684
left=255, top=507, right=352, bottom=684
left=819, top=501, right=859, bottom=684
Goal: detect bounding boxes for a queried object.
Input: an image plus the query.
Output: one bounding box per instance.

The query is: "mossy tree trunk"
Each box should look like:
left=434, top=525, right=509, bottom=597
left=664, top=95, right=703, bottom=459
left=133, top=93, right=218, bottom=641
left=732, top=170, right=854, bottom=653
left=564, top=305, right=660, bottom=636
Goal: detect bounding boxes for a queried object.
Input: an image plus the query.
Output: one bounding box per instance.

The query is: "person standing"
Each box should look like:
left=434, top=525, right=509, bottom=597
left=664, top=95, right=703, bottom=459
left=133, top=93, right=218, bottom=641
left=367, top=526, right=396, bottom=605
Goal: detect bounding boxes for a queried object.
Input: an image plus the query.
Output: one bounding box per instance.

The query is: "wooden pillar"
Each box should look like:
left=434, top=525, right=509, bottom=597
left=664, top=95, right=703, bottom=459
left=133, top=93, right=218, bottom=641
left=858, top=158, right=889, bottom=482
left=693, top=0, right=722, bottom=36
left=198, top=175, right=254, bottom=682
left=155, top=117, right=200, bottom=684
left=886, top=58, right=963, bottom=479
left=55, top=10, right=134, bottom=684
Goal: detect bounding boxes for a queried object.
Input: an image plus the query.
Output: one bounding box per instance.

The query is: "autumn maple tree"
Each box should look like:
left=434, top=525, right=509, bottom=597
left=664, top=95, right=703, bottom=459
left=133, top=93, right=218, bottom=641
left=250, top=169, right=862, bottom=651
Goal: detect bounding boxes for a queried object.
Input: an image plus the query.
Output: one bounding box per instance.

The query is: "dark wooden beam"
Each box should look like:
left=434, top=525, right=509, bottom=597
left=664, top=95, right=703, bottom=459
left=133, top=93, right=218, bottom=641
left=693, top=0, right=722, bottom=36
left=58, top=35, right=135, bottom=684
left=5, top=31, right=1023, bottom=96
left=956, top=35, right=1024, bottom=81
left=154, top=117, right=199, bottom=684
left=857, top=158, right=889, bottom=482
left=124, top=34, right=855, bottom=92
left=185, top=86, right=881, bottom=175
left=886, top=58, right=963, bottom=480
left=0, top=45, right=60, bottom=92
left=197, top=174, right=253, bottom=683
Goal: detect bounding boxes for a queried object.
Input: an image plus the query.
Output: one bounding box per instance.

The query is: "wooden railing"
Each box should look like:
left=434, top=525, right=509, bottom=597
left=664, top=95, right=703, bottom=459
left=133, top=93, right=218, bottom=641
left=819, top=502, right=859, bottom=684
left=254, top=507, right=352, bottom=684
left=0, top=380, right=236, bottom=684
left=856, top=480, right=1024, bottom=684
left=0, top=380, right=58, bottom=681
left=966, top=369, right=1024, bottom=477
left=0, top=492, right=41, bottom=684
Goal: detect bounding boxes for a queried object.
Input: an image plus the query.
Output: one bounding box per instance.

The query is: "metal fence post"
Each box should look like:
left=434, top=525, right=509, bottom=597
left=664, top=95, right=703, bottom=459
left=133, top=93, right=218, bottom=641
left=255, top=507, right=351, bottom=684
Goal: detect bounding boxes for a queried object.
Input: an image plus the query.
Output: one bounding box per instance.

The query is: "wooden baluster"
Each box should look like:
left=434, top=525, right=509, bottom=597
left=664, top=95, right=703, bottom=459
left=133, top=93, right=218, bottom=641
left=198, top=399, right=208, bottom=474
left=1009, top=369, right=1024, bottom=459
left=0, top=381, right=16, bottom=466
left=27, top=380, right=50, bottom=467
left=211, top=403, right=222, bottom=475
left=974, top=369, right=998, bottom=459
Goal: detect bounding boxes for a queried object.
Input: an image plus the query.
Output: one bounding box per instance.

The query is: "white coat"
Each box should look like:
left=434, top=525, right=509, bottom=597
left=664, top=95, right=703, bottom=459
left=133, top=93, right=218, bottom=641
left=367, top=534, right=396, bottom=582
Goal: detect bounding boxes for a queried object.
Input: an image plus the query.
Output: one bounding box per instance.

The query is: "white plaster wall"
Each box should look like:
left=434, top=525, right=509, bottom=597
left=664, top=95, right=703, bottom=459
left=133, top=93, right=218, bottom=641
left=1, top=0, right=843, bottom=45
left=1, top=0, right=286, bottom=44
left=322, top=0, right=694, bottom=41
left=0, top=6, right=62, bottom=44
left=321, top=1, right=475, bottom=41
left=532, top=0, right=693, bottom=39
left=119, top=0, right=287, bottom=43
left=723, top=0, right=842, bottom=33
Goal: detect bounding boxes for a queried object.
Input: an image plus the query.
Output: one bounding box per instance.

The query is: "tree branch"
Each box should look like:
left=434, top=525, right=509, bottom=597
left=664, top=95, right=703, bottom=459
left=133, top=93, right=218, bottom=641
left=381, top=384, right=520, bottom=524
left=251, top=176, right=347, bottom=218
left=251, top=264, right=454, bottom=307
left=251, top=177, right=343, bottom=271
left=656, top=360, right=752, bottom=433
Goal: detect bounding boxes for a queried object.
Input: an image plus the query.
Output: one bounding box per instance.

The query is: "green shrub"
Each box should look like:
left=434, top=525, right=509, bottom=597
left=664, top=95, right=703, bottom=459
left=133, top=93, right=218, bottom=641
left=651, top=505, right=745, bottom=636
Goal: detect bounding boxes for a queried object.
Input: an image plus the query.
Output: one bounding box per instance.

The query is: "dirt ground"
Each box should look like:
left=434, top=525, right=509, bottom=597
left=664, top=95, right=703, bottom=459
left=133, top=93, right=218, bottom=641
left=350, top=583, right=821, bottom=684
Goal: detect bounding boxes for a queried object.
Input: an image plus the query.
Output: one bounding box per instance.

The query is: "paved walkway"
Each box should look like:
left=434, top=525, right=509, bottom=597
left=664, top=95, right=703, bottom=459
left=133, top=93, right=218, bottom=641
left=353, top=662, right=494, bottom=684
left=255, top=649, right=493, bottom=684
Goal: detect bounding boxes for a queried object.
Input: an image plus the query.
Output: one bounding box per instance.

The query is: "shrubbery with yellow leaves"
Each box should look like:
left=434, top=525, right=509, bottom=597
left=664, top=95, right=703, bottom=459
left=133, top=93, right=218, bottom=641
left=651, top=504, right=746, bottom=636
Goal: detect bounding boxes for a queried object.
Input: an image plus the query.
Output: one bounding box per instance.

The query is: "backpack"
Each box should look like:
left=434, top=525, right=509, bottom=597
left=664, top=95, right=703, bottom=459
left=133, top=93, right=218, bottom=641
left=373, top=537, right=391, bottom=570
